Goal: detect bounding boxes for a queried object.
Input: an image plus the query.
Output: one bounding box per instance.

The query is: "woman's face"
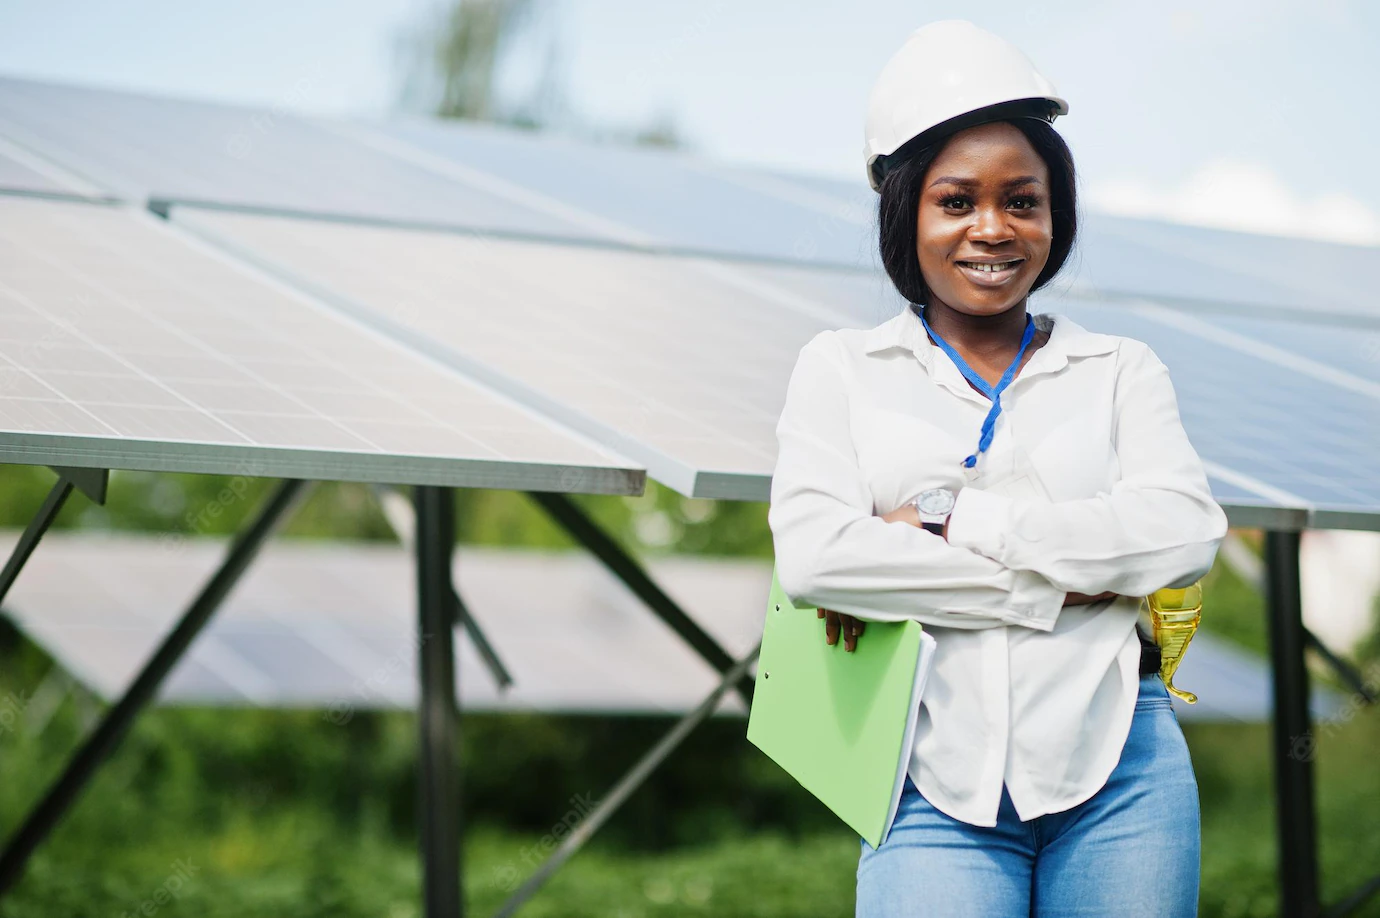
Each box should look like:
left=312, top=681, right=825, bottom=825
left=915, top=121, right=1053, bottom=317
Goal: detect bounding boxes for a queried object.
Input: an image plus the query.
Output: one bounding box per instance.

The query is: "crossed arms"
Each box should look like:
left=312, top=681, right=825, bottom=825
left=767, top=332, right=1228, bottom=633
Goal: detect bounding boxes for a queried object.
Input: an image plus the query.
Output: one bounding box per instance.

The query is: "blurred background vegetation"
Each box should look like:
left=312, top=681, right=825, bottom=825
left=0, top=466, right=1377, bottom=917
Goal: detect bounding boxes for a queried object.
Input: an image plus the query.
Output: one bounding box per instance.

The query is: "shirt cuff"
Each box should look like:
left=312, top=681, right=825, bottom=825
left=1001, top=569, right=1065, bottom=632
left=946, top=486, right=1015, bottom=562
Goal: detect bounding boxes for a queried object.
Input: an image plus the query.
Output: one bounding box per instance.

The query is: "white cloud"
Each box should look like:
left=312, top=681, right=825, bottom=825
left=1086, top=157, right=1380, bottom=246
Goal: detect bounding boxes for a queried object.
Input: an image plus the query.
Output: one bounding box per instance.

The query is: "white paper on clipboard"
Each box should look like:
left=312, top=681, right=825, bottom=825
left=879, top=629, right=937, bottom=846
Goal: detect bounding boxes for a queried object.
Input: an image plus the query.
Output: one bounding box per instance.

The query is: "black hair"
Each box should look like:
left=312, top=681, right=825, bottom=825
left=876, top=117, right=1077, bottom=307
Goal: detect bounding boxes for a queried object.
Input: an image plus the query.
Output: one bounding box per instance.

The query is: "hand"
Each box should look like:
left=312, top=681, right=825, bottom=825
left=819, top=501, right=949, bottom=651
left=818, top=607, right=866, bottom=652
left=880, top=503, right=948, bottom=540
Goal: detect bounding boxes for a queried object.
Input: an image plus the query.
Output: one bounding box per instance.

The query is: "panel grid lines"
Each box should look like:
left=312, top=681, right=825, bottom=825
left=0, top=197, right=641, bottom=491
left=0, top=273, right=255, bottom=442
left=177, top=209, right=826, bottom=483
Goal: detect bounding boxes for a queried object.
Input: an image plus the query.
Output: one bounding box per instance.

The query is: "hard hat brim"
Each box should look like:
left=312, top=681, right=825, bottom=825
left=867, top=97, right=1067, bottom=193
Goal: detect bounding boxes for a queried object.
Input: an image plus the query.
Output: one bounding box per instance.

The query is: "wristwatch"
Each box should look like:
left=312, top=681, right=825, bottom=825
left=912, top=488, right=957, bottom=536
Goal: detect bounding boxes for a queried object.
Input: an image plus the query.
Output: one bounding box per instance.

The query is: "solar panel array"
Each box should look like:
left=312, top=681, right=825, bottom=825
left=0, top=532, right=1333, bottom=722
left=0, top=196, right=641, bottom=492
left=0, top=75, right=1376, bottom=530
left=168, top=206, right=1380, bottom=527
left=0, top=533, right=768, bottom=715
left=373, top=115, right=879, bottom=267
left=172, top=206, right=840, bottom=499
left=0, top=77, right=589, bottom=238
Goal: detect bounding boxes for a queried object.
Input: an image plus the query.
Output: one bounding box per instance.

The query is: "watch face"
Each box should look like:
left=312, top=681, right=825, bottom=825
left=916, top=488, right=956, bottom=515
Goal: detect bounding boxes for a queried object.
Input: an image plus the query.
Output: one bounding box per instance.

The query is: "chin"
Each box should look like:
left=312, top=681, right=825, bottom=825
left=941, top=286, right=1034, bottom=316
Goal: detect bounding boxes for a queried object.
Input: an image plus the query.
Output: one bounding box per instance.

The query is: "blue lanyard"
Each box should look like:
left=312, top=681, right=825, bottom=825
left=918, top=308, right=1037, bottom=469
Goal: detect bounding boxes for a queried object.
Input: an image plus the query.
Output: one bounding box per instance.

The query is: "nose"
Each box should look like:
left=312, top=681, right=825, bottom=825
left=968, top=203, right=1015, bottom=245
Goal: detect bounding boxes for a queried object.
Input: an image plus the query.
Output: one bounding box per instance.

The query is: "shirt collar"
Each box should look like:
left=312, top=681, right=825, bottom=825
left=861, top=306, right=1118, bottom=379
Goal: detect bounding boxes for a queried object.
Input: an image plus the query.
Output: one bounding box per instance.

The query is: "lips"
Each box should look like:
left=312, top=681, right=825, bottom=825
left=955, top=258, right=1024, bottom=287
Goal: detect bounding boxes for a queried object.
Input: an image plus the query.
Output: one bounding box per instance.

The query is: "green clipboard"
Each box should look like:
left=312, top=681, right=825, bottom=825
left=746, top=566, right=936, bottom=849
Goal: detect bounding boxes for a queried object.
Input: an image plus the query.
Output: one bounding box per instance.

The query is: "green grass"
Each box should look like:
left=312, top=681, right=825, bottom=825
left=0, top=697, right=1376, bottom=917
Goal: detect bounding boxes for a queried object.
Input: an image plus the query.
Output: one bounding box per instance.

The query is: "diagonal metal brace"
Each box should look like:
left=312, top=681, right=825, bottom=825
left=0, top=478, right=310, bottom=896
left=0, top=468, right=109, bottom=608
left=1303, top=628, right=1377, bottom=705
left=452, top=588, right=513, bottom=691
left=370, top=484, right=513, bottom=691
left=1324, top=872, right=1380, bottom=917
left=490, top=644, right=760, bottom=918
left=527, top=491, right=754, bottom=707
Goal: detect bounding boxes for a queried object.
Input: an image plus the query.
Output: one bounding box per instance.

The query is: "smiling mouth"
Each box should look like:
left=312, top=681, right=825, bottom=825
left=956, top=259, right=1024, bottom=272
left=955, top=258, right=1025, bottom=286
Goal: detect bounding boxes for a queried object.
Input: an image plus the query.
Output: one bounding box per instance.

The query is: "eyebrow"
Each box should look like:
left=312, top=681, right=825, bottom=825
left=927, top=175, right=1044, bottom=189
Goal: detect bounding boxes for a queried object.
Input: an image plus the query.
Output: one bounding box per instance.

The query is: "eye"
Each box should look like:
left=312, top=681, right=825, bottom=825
left=939, top=194, right=972, bottom=211
left=1008, top=194, right=1041, bottom=211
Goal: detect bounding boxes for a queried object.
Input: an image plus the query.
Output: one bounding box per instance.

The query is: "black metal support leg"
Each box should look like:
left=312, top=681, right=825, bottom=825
left=370, top=483, right=512, bottom=692
left=1265, top=530, right=1320, bottom=918
left=416, top=486, right=462, bottom=918
left=0, top=478, right=307, bottom=897
left=527, top=491, right=754, bottom=707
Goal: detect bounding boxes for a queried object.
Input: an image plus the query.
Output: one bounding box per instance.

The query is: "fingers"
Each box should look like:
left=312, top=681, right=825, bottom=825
left=822, top=608, right=840, bottom=646
left=842, top=615, right=864, bottom=653
left=820, top=609, right=864, bottom=652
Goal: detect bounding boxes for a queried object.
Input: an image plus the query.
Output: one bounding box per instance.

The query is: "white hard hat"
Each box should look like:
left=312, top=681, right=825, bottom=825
left=864, top=20, right=1068, bottom=192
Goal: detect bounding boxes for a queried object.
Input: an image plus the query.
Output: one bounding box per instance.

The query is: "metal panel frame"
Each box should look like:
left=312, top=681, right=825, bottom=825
left=0, top=430, right=643, bottom=494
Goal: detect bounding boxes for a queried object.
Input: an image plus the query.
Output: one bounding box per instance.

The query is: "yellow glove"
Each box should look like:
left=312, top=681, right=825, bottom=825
left=1144, top=582, right=1202, bottom=704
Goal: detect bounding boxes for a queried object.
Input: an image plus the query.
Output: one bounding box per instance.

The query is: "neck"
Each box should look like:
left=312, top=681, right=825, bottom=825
left=919, top=299, right=1029, bottom=356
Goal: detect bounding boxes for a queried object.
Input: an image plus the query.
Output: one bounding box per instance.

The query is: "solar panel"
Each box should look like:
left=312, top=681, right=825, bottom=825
left=1051, top=300, right=1380, bottom=523
left=1103, top=302, right=1380, bottom=388
left=173, top=206, right=835, bottom=499
left=0, top=136, right=104, bottom=198
left=0, top=77, right=885, bottom=268
left=171, top=205, right=1380, bottom=529
left=0, top=533, right=768, bottom=715
left=0, top=532, right=1330, bottom=722
left=365, top=116, right=879, bottom=269
left=1090, top=213, right=1380, bottom=322
left=0, top=197, right=643, bottom=493
left=0, top=77, right=595, bottom=239
left=0, top=152, right=65, bottom=196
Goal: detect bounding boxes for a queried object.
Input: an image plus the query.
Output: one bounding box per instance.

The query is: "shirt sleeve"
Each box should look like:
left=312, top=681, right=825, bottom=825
left=945, top=338, right=1228, bottom=596
left=768, top=332, right=1067, bottom=630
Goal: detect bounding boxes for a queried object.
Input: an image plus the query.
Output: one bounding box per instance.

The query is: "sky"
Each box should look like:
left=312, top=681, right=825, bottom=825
left=1, top=0, right=1377, bottom=245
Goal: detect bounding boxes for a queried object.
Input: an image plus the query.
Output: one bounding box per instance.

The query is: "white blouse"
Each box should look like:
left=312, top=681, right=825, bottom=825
left=767, top=307, right=1228, bottom=828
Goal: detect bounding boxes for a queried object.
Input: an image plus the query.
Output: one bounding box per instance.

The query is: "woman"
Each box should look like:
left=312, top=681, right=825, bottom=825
left=767, top=21, right=1228, bottom=918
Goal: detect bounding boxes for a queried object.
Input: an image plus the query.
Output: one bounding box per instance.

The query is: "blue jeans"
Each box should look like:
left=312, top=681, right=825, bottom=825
left=856, top=672, right=1200, bottom=917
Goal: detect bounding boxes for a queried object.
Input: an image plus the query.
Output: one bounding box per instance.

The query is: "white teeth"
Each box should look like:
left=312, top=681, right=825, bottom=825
left=961, top=260, right=1021, bottom=272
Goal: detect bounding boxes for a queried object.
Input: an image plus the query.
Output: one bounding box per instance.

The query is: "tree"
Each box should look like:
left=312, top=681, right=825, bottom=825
left=395, top=0, right=566, bottom=129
